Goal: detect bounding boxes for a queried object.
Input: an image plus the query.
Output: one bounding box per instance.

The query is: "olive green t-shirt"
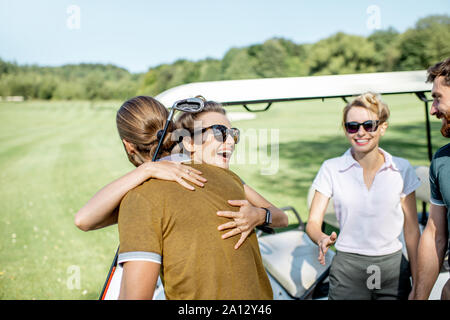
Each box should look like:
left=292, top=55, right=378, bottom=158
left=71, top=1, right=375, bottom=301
left=117, top=163, right=273, bottom=300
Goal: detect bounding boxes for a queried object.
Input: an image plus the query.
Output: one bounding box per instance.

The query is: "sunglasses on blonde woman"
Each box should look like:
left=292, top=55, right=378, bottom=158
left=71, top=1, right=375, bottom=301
left=344, top=120, right=380, bottom=134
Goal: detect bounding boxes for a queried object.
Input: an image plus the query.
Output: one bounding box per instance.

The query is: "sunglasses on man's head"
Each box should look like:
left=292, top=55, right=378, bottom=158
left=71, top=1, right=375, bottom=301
left=193, top=124, right=240, bottom=144
left=344, top=120, right=380, bottom=134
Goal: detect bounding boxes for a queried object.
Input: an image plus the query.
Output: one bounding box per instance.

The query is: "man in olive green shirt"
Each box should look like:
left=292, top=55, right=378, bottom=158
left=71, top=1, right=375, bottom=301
left=117, top=163, right=273, bottom=300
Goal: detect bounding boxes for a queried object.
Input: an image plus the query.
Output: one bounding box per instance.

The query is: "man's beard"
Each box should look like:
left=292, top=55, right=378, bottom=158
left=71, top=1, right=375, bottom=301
left=437, top=111, right=450, bottom=138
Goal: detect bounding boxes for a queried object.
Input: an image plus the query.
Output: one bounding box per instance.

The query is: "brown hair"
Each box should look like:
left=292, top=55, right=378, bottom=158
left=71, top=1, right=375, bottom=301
left=116, top=96, right=176, bottom=166
left=342, top=92, right=390, bottom=128
left=427, top=58, right=450, bottom=86
left=175, top=95, right=226, bottom=132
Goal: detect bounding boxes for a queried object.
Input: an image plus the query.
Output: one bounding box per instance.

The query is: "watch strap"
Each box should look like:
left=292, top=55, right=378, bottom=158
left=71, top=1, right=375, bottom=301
left=262, top=207, right=272, bottom=226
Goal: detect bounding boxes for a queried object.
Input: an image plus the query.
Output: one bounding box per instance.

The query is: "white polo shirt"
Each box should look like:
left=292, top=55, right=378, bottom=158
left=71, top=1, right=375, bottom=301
left=312, top=148, right=421, bottom=256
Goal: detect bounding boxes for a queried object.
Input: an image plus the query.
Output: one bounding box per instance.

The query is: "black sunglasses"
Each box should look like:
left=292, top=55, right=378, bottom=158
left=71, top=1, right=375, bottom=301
left=193, top=125, right=240, bottom=144
left=344, top=120, right=380, bottom=134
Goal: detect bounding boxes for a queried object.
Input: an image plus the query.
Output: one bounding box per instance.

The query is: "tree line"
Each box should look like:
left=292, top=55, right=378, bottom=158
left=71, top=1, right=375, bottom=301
left=1, top=15, right=449, bottom=101
left=0, top=62, right=140, bottom=100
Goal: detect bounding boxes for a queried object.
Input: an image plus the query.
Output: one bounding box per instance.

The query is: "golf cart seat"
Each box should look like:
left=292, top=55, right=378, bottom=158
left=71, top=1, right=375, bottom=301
left=307, top=185, right=338, bottom=229
left=258, top=206, right=335, bottom=299
left=414, top=165, right=430, bottom=226
left=414, top=166, right=430, bottom=202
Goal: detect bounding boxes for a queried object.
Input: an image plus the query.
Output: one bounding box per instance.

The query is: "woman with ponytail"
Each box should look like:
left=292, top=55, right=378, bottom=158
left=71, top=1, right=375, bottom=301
left=305, top=92, right=421, bottom=300
left=75, top=96, right=288, bottom=248
left=74, top=96, right=206, bottom=231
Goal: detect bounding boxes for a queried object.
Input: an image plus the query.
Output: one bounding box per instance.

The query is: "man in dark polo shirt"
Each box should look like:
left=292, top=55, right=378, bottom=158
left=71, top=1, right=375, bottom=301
left=117, top=162, right=273, bottom=300
left=413, top=58, right=450, bottom=300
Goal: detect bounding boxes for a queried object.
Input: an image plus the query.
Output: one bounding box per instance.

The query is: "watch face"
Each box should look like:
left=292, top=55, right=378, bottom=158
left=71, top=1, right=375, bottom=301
left=265, top=208, right=272, bottom=225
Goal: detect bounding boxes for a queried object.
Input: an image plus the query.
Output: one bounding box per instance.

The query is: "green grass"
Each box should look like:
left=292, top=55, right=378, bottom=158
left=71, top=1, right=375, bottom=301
left=0, top=96, right=447, bottom=299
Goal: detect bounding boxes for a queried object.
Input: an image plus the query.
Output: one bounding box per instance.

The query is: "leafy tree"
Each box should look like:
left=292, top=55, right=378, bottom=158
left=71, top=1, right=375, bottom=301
left=198, top=58, right=222, bottom=82
left=250, top=39, right=289, bottom=78
left=395, top=15, right=450, bottom=70
left=307, top=32, right=377, bottom=75
left=367, top=27, right=400, bottom=71
left=221, top=47, right=259, bottom=80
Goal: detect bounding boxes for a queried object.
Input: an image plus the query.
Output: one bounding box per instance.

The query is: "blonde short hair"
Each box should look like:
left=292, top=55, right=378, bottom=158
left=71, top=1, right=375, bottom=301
left=342, top=92, right=390, bottom=127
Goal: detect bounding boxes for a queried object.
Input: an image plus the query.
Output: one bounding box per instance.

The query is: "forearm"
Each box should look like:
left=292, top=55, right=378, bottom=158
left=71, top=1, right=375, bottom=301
left=413, top=227, right=447, bottom=299
left=306, top=220, right=328, bottom=245
left=306, top=190, right=331, bottom=245
left=403, top=226, right=420, bottom=283
left=237, top=205, right=288, bottom=229
left=75, top=163, right=153, bottom=231
left=243, top=184, right=288, bottom=228
left=400, top=192, right=420, bottom=284
left=267, top=205, right=289, bottom=228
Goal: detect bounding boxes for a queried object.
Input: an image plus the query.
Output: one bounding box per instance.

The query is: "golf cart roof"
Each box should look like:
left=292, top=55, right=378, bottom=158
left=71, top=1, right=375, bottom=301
left=155, top=70, right=431, bottom=108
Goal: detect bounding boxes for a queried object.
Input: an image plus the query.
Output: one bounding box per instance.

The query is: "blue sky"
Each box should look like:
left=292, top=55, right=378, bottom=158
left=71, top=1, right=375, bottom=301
left=0, top=0, right=449, bottom=73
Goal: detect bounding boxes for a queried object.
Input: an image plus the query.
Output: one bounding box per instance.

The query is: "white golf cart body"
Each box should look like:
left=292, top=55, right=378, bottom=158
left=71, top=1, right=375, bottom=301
left=102, top=70, right=449, bottom=300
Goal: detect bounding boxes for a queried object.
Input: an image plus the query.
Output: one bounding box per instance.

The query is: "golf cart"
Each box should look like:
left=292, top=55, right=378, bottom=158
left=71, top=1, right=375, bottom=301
left=100, top=70, right=449, bottom=300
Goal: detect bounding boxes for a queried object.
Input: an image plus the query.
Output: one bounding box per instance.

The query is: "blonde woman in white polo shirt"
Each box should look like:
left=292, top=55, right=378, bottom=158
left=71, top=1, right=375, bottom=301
left=306, top=92, right=421, bottom=300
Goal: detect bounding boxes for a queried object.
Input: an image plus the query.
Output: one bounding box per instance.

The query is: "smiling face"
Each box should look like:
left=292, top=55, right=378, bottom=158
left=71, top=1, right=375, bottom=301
left=183, top=111, right=236, bottom=169
left=431, top=76, right=450, bottom=138
left=344, top=106, right=387, bottom=154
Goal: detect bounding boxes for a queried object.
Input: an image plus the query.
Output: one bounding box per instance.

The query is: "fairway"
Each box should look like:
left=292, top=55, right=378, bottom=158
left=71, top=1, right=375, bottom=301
left=0, top=95, right=447, bottom=299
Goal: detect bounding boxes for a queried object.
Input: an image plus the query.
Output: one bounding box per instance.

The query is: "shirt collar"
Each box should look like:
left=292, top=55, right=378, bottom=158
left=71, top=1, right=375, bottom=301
left=378, top=147, right=400, bottom=171
left=339, top=148, right=359, bottom=171
left=158, top=153, right=191, bottom=163
left=339, top=147, right=399, bottom=172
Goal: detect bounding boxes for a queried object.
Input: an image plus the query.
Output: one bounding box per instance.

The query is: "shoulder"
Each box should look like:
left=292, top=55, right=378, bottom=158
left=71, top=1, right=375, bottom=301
left=381, top=148, right=413, bottom=172
left=390, top=156, right=418, bottom=182
left=224, top=168, right=245, bottom=185
left=433, top=143, right=450, bottom=159
left=122, top=179, right=174, bottom=206
left=430, top=143, right=450, bottom=175
left=313, top=156, right=344, bottom=183
left=119, top=180, right=174, bottom=223
left=390, top=156, right=413, bottom=170
left=320, top=155, right=346, bottom=171
left=323, top=156, right=343, bottom=166
left=190, top=163, right=244, bottom=186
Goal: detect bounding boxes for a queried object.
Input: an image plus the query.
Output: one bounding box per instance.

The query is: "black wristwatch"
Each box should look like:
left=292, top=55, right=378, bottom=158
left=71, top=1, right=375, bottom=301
left=261, top=207, right=272, bottom=227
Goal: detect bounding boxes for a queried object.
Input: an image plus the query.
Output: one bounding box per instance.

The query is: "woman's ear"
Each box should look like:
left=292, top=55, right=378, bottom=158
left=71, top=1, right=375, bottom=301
left=122, top=139, right=136, bottom=155
left=379, top=122, right=388, bottom=136
left=181, top=136, right=195, bottom=153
